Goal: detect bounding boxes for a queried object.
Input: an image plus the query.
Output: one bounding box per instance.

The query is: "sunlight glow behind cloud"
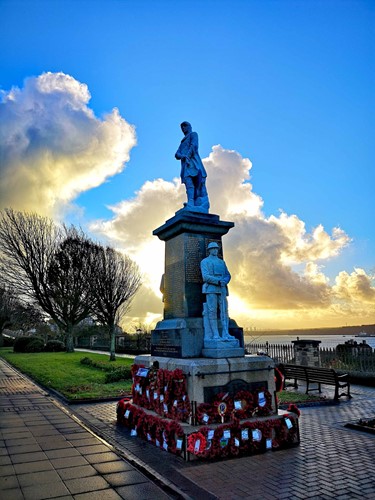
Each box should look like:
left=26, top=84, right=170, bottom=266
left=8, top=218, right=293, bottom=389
left=0, top=72, right=136, bottom=218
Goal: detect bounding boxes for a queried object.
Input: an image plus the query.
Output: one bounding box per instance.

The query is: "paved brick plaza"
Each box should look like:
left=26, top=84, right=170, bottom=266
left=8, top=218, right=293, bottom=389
left=1, top=357, right=375, bottom=499
left=0, top=359, right=169, bottom=500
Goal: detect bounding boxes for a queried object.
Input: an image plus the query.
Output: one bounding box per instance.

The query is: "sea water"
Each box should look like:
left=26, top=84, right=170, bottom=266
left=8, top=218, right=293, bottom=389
left=244, top=333, right=375, bottom=350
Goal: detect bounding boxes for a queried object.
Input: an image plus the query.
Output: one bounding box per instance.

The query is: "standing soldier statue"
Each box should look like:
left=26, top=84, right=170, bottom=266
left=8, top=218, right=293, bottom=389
left=200, top=242, right=237, bottom=343
left=175, top=121, right=210, bottom=212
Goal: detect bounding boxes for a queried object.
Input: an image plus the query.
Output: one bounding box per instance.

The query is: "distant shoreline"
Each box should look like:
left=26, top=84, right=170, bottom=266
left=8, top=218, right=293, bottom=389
left=243, top=324, right=375, bottom=337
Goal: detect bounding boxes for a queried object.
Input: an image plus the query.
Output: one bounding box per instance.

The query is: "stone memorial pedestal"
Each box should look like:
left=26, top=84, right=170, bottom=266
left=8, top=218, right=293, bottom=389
left=135, top=353, right=276, bottom=411
left=151, top=210, right=244, bottom=358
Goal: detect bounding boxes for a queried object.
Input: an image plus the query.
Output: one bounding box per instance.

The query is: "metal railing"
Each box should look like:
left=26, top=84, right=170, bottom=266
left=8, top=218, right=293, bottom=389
left=245, top=341, right=375, bottom=373
left=320, top=347, right=375, bottom=373
left=245, top=342, right=295, bottom=364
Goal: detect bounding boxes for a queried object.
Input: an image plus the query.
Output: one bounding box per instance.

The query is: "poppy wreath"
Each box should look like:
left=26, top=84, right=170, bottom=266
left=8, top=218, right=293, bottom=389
left=210, top=422, right=238, bottom=458
left=187, top=431, right=207, bottom=455
left=116, top=397, right=132, bottom=423
left=156, top=368, right=190, bottom=422
left=122, top=403, right=186, bottom=455
left=196, top=402, right=215, bottom=425
left=212, top=392, right=234, bottom=423
left=275, top=414, right=298, bottom=446
left=254, top=389, right=273, bottom=416
left=130, top=364, right=190, bottom=422
left=168, top=396, right=191, bottom=422
left=119, top=402, right=144, bottom=437
left=131, top=364, right=150, bottom=407
left=274, top=367, right=284, bottom=392
left=232, top=390, right=255, bottom=419
left=239, top=420, right=268, bottom=454
left=287, top=404, right=301, bottom=417
left=162, top=420, right=185, bottom=455
left=133, top=407, right=147, bottom=438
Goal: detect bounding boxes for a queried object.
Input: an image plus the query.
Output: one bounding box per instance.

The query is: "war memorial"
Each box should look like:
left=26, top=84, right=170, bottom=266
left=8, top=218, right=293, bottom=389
left=117, top=123, right=300, bottom=459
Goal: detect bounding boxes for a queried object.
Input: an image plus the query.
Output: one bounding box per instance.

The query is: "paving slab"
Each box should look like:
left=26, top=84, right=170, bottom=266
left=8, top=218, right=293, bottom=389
left=0, top=359, right=175, bottom=499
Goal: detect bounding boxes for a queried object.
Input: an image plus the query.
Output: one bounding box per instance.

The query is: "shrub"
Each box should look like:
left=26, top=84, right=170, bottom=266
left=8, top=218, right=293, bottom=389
left=80, top=357, right=117, bottom=372
left=44, top=340, right=66, bottom=352
left=24, top=338, right=44, bottom=352
left=3, top=336, right=15, bottom=347
left=80, top=357, right=94, bottom=367
left=104, top=366, right=132, bottom=383
left=14, top=336, right=43, bottom=353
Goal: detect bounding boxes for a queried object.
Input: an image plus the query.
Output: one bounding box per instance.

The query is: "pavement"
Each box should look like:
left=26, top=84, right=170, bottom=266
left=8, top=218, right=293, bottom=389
left=1, top=358, right=375, bottom=500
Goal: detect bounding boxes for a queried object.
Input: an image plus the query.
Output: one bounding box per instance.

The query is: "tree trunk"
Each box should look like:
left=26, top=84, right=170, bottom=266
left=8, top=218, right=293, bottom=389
left=66, top=325, right=75, bottom=353
left=109, top=324, right=116, bottom=361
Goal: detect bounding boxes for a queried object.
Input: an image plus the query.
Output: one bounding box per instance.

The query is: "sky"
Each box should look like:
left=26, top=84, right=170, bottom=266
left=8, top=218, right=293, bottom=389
left=0, top=0, right=374, bottom=331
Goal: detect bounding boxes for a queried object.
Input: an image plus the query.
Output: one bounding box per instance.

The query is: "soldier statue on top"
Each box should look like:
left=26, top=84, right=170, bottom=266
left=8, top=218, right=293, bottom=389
left=175, top=122, right=210, bottom=213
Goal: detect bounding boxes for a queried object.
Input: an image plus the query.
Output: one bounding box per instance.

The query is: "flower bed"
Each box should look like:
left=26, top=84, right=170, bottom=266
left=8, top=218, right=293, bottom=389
left=345, top=417, right=375, bottom=435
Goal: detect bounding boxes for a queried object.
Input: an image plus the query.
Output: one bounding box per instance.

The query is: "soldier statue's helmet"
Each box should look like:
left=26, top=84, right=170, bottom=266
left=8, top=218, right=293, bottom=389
left=207, top=242, right=220, bottom=250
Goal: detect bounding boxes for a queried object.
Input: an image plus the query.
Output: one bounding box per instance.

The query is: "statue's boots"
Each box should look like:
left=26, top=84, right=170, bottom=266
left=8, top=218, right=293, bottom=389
left=209, top=318, right=220, bottom=339
left=184, top=186, right=195, bottom=209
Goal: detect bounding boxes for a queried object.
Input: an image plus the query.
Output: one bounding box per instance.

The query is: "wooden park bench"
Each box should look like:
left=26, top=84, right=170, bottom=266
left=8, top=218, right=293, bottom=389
left=280, top=364, right=351, bottom=401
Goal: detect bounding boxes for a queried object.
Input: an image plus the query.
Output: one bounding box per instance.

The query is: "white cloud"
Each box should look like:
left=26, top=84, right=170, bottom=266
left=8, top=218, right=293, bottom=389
left=90, top=145, right=374, bottom=329
left=0, top=72, right=136, bottom=217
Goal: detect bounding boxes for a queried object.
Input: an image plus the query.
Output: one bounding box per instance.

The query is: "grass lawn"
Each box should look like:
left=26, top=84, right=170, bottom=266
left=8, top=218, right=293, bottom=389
left=0, top=348, right=134, bottom=401
left=277, top=389, right=325, bottom=404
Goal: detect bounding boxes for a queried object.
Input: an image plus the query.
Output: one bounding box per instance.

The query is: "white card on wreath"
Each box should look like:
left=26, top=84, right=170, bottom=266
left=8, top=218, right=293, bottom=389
left=252, top=429, right=262, bottom=441
left=258, top=392, right=266, bottom=407
left=241, top=429, right=249, bottom=440
left=285, top=418, right=293, bottom=429
left=234, top=400, right=242, bottom=410
left=223, top=430, right=231, bottom=439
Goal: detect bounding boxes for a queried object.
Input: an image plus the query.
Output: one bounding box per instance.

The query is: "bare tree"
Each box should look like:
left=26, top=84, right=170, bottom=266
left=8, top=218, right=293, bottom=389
left=0, top=209, right=97, bottom=352
left=0, top=208, right=61, bottom=300
left=93, top=246, right=142, bottom=360
left=46, top=227, right=98, bottom=352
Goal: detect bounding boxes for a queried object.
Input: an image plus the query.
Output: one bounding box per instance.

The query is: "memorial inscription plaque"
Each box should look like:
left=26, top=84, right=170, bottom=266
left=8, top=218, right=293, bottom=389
left=151, top=330, right=182, bottom=357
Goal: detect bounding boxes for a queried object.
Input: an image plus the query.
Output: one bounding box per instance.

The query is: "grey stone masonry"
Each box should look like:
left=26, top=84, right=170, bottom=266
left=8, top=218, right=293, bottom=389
left=292, top=339, right=321, bottom=366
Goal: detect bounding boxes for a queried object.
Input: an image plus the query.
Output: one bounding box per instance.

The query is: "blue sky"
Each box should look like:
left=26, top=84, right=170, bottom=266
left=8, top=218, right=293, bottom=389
left=1, top=0, right=374, bottom=329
